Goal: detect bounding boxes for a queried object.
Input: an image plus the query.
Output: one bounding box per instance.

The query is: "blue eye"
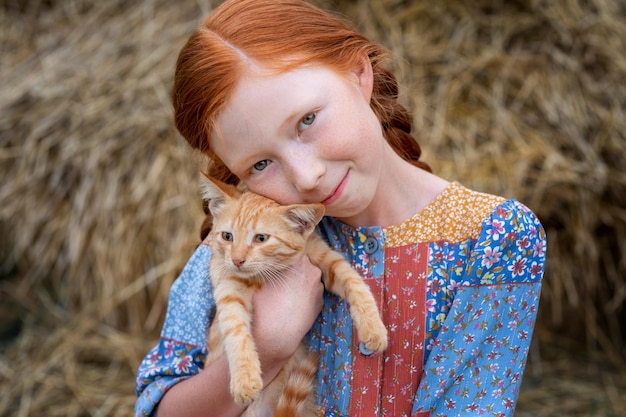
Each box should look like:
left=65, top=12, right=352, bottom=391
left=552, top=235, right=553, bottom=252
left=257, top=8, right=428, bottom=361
left=252, top=160, right=270, bottom=173
left=299, top=113, right=316, bottom=131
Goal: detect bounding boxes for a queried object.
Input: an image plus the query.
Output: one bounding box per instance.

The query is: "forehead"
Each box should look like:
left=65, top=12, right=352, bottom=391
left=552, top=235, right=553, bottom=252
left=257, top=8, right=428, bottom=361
left=217, top=65, right=331, bottom=128
left=211, top=65, right=343, bottom=168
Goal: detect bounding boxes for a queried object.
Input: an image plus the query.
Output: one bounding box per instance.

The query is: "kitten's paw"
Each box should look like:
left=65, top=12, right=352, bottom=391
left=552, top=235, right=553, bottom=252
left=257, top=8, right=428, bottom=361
left=358, top=318, right=388, bottom=353
left=230, top=374, right=263, bottom=405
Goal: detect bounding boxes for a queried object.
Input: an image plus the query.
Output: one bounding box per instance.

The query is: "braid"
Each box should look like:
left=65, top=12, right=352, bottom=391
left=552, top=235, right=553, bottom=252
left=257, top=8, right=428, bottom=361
left=370, top=65, right=431, bottom=173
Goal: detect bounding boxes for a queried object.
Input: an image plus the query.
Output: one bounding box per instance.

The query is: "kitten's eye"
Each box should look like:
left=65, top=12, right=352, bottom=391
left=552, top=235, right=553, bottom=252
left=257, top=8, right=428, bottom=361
left=221, top=232, right=233, bottom=241
left=252, top=160, right=270, bottom=173
left=254, top=234, right=268, bottom=243
left=298, top=113, right=316, bottom=131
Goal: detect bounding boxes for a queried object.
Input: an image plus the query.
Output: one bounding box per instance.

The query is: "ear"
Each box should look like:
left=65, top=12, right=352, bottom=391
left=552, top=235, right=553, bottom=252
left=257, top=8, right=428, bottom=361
left=353, top=55, right=374, bottom=102
left=199, top=173, right=240, bottom=216
left=283, top=203, right=325, bottom=235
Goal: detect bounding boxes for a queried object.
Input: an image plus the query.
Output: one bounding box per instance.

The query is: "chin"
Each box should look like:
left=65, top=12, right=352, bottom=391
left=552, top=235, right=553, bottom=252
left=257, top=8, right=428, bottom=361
left=325, top=207, right=362, bottom=222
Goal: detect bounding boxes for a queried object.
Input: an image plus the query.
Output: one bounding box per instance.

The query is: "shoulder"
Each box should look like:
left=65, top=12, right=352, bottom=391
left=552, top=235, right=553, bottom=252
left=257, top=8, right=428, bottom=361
left=467, top=197, right=547, bottom=285
left=421, top=181, right=545, bottom=244
left=434, top=182, right=508, bottom=241
left=480, top=197, right=546, bottom=250
left=386, top=182, right=508, bottom=245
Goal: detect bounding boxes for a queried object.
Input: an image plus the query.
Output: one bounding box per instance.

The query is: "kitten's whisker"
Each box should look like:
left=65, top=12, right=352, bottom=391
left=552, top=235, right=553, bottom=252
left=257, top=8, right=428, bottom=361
left=258, top=269, right=290, bottom=291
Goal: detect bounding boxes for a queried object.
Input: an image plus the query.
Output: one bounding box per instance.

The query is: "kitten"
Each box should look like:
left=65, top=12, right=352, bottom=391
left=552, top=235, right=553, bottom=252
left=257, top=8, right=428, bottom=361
left=201, top=175, right=388, bottom=416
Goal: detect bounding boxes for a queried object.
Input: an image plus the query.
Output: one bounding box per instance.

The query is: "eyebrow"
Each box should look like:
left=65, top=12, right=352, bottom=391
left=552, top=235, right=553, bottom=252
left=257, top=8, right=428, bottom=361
left=278, top=85, right=322, bottom=133
left=224, top=147, right=262, bottom=178
left=279, top=108, right=305, bottom=134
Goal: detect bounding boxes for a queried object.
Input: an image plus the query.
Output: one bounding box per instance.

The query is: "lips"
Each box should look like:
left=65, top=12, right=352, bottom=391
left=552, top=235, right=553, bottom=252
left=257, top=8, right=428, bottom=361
left=321, top=171, right=349, bottom=206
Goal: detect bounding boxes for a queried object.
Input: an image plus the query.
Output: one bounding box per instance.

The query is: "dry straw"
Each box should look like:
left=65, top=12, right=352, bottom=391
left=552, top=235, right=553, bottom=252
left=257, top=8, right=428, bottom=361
left=1, top=0, right=625, bottom=415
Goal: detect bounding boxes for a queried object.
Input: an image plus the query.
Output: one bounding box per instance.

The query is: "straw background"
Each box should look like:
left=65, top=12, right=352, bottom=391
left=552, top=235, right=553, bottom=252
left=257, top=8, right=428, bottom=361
left=1, top=0, right=624, bottom=415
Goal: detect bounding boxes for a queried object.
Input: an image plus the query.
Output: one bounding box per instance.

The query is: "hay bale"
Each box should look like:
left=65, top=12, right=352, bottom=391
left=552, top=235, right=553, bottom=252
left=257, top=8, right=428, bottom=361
left=1, top=1, right=211, bottom=415
left=0, top=0, right=625, bottom=415
left=0, top=0, right=207, bottom=332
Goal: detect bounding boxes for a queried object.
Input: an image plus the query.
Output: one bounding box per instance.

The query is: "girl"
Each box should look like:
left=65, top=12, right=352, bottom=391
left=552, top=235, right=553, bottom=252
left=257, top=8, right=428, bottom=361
left=135, top=0, right=546, bottom=416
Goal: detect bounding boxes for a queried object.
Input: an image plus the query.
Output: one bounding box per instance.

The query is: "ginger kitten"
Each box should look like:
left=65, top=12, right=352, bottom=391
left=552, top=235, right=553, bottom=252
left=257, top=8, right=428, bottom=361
left=201, top=175, right=387, bottom=416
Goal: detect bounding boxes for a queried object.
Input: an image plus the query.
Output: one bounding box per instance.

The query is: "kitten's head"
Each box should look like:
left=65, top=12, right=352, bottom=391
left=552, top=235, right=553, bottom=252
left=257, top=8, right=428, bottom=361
left=200, top=174, right=325, bottom=280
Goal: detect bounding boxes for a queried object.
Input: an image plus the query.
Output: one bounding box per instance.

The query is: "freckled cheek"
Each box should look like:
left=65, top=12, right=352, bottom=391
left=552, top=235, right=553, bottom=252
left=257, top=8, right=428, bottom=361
left=323, top=135, right=374, bottom=165
left=316, top=126, right=355, bottom=160
left=321, top=142, right=349, bottom=160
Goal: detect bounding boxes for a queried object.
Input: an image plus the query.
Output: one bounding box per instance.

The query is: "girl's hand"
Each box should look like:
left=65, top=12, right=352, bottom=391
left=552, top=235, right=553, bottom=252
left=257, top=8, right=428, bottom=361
left=252, top=254, right=324, bottom=365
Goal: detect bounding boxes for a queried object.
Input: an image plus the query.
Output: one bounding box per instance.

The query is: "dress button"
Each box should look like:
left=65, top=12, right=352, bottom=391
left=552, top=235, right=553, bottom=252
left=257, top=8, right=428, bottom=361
left=363, top=236, right=378, bottom=254
left=359, top=341, right=375, bottom=356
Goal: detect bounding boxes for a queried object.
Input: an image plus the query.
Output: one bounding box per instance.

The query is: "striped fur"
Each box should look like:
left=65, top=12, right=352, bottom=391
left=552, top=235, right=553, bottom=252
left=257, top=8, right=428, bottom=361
left=201, top=176, right=387, bottom=416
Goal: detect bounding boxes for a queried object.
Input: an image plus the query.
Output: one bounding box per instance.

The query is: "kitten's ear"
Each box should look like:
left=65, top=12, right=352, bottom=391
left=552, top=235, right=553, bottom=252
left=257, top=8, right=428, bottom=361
left=199, top=173, right=240, bottom=216
left=284, top=204, right=325, bottom=234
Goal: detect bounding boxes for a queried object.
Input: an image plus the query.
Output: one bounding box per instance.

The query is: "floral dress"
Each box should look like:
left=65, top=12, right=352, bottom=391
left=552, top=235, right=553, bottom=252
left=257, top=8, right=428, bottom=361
left=135, top=182, right=546, bottom=417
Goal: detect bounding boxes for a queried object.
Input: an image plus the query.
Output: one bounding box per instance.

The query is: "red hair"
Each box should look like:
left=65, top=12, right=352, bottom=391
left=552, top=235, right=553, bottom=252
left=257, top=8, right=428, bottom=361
left=172, top=0, right=431, bottom=236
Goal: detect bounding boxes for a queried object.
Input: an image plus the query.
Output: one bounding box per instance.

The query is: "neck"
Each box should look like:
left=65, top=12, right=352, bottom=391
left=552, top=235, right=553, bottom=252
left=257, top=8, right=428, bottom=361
left=339, top=149, right=449, bottom=228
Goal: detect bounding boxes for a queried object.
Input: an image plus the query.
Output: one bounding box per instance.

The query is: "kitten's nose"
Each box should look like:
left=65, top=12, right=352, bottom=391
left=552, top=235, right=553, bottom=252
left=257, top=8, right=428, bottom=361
left=233, top=258, right=246, bottom=268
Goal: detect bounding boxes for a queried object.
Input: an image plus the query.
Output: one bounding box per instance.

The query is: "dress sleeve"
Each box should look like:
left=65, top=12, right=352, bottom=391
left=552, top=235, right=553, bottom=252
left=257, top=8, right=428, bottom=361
left=134, top=243, right=216, bottom=417
left=414, top=200, right=546, bottom=416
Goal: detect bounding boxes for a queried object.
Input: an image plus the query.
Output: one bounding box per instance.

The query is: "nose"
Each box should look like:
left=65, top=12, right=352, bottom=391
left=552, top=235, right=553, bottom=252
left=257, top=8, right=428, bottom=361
left=231, top=246, right=248, bottom=269
left=287, top=150, right=325, bottom=193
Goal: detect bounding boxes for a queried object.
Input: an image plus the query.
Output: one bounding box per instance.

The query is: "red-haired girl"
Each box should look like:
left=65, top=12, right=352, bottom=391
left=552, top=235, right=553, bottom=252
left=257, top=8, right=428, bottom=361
left=135, top=1, right=546, bottom=416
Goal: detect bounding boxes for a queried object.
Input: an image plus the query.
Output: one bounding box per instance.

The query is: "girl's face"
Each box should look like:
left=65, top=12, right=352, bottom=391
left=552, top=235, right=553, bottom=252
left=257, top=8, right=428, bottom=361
left=211, top=62, right=386, bottom=223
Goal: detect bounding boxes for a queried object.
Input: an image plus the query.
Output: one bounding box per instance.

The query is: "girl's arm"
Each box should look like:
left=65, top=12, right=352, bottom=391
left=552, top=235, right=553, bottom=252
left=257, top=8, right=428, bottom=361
left=414, top=200, right=546, bottom=416
left=155, top=354, right=245, bottom=417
